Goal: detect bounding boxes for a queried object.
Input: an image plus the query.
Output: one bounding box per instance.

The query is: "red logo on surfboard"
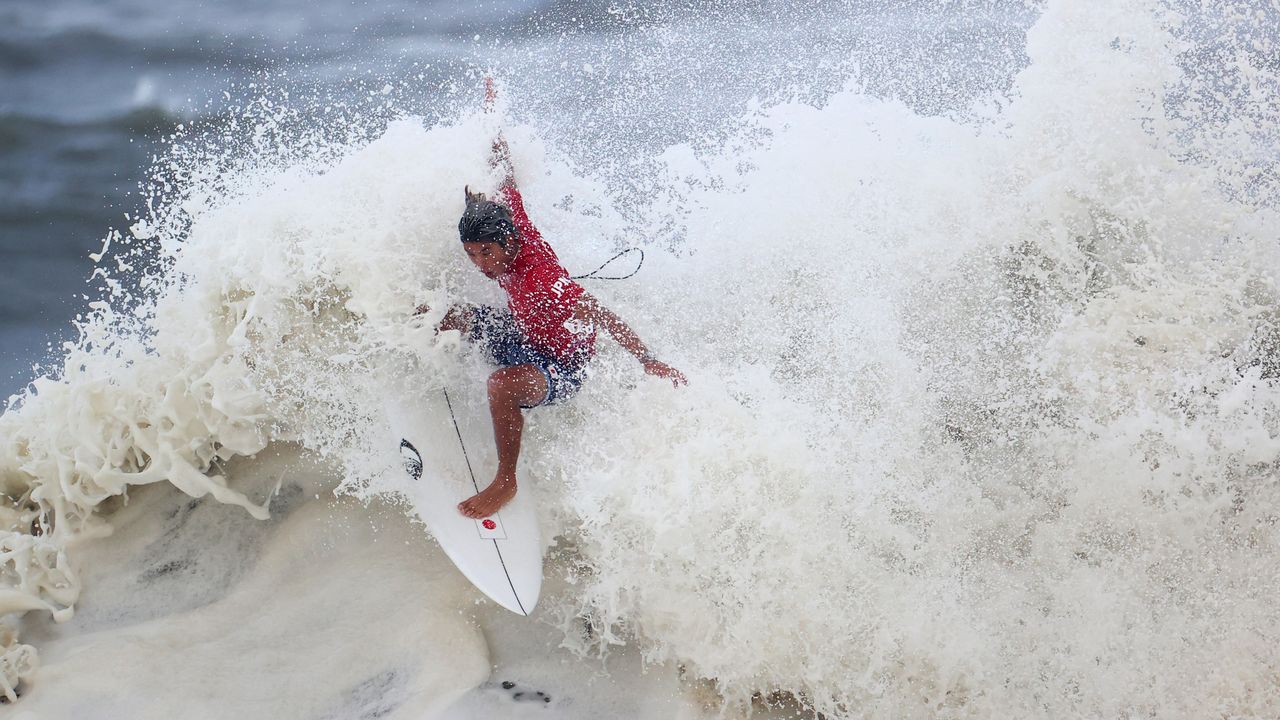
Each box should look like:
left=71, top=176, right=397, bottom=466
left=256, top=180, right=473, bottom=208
left=482, top=519, right=497, bottom=530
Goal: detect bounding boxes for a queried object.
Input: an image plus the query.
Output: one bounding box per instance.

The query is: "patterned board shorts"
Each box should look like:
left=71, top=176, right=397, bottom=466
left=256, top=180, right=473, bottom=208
left=469, top=305, right=589, bottom=408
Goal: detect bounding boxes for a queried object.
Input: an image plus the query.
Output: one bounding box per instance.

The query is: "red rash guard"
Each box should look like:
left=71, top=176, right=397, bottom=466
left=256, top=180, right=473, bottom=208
left=496, top=183, right=596, bottom=364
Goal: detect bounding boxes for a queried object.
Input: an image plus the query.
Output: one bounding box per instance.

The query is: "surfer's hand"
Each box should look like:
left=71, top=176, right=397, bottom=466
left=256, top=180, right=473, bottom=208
left=490, top=136, right=510, bottom=165
left=438, top=305, right=473, bottom=334
left=642, top=358, right=687, bottom=387
left=489, top=137, right=513, bottom=180
left=413, top=305, right=473, bottom=335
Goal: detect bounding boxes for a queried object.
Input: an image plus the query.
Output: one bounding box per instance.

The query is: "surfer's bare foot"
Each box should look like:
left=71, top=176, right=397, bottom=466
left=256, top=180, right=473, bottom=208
left=459, top=472, right=517, bottom=518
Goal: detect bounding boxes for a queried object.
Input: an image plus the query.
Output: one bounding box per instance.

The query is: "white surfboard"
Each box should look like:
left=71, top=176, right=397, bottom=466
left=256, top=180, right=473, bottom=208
left=385, top=388, right=543, bottom=616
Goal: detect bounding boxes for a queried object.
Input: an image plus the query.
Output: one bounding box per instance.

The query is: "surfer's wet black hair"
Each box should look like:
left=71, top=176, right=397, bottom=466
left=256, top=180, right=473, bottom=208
left=458, top=186, right=517, bottom=249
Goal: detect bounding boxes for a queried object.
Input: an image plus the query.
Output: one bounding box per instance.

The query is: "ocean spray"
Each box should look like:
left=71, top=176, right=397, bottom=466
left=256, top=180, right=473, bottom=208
left=1, top=0, right=1278, bottom=716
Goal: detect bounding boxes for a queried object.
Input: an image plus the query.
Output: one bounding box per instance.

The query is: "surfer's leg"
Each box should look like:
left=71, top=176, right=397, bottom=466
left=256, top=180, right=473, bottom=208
left=458, top=364, right=549, bottom=519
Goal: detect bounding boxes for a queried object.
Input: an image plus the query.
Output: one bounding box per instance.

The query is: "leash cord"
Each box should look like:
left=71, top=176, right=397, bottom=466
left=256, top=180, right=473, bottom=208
left=571, top=248, right=645, bottom=281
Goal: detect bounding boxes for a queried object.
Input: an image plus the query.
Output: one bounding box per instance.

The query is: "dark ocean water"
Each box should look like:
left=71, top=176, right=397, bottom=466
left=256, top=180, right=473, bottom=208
left=0, top=0, right=531, bottom=396
left=1, top=0, right=1039, bottom=399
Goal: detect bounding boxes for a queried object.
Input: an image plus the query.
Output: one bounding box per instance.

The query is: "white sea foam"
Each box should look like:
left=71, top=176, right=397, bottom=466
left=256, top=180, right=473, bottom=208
left=11, top=448, right=489, bottom=719
left=2, top=0, right=1278, bottom=716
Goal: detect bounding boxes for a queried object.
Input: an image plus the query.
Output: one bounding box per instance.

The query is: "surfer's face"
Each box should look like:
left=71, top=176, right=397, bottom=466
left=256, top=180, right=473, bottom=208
left=464, top=239, right=517, bottom=279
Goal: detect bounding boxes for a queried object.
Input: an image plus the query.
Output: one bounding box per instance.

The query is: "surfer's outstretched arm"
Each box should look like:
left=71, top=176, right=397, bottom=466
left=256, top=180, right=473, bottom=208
left=413, top=304, right=474, bottom=334
left=573, top=292, right=687, bottom=386
left=483, top=76, right=514, bottom=183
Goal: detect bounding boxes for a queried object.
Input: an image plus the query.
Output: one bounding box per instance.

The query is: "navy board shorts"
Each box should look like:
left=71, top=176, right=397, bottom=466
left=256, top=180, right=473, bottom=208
left=469, top=305, right=589, bottom=408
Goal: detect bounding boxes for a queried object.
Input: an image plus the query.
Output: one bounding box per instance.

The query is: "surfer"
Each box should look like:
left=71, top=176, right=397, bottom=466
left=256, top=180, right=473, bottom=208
left=420, top=137, right=686, bottom=519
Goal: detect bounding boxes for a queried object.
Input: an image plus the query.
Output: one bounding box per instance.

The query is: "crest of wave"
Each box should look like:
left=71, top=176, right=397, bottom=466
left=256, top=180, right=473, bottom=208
left=527, top=1, right=1280, bottom=718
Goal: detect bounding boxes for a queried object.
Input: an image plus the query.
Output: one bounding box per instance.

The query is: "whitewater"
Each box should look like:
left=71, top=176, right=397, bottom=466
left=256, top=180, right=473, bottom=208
left=2, top=0, right=1279, bottom=717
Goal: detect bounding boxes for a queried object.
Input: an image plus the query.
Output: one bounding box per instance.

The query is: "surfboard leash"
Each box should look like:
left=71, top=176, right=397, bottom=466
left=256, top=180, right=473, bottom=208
left=571, top=247, right=645, bottom=281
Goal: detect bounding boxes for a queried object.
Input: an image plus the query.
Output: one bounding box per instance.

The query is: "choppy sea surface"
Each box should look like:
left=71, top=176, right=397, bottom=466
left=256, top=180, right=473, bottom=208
left=2, top=0, right=1279, bottom=717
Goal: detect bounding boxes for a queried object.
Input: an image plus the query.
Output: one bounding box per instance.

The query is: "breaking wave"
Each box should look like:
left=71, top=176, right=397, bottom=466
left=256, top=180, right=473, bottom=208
left=1, top=0, right=1278, bottom=716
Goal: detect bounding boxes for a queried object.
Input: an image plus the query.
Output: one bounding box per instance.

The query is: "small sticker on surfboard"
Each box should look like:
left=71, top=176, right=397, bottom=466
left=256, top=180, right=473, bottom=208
left=399, top=439, right=423, bottom=480
left=476, top=515, right=508, bottom=540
